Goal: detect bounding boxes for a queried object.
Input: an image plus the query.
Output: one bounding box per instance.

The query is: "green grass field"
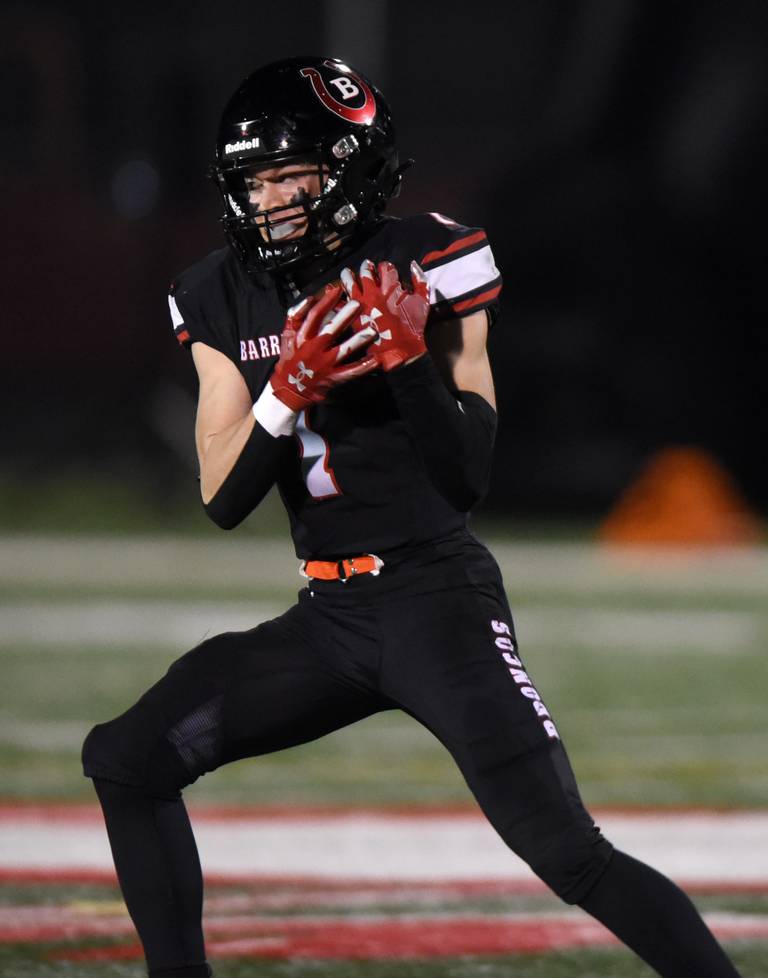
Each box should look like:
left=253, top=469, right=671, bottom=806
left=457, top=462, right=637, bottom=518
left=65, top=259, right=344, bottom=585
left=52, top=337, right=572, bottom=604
left=1, top=947, right=764, bottom=978
left=1, top=533, right=767, bottom=975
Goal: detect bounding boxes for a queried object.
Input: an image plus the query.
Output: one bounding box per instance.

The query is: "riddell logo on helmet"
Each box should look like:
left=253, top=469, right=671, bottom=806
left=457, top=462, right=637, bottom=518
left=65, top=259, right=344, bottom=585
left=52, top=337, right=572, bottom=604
left=224, top=137, right=260, bottom=155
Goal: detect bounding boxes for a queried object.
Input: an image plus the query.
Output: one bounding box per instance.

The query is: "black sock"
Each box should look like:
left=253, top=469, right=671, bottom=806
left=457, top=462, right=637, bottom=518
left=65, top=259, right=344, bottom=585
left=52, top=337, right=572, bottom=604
left=92, top=778, right=209, bottom=974
left=578, top=850, right=741, bottom=977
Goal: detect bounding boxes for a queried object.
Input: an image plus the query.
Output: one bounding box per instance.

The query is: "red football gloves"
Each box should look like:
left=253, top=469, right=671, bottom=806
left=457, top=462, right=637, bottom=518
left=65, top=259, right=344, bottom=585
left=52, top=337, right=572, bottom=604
left=340, top=259, right=431, bottom=372
left=270, top=261, right=431, bottom=416
left=270, top=285, right=377, bottom=412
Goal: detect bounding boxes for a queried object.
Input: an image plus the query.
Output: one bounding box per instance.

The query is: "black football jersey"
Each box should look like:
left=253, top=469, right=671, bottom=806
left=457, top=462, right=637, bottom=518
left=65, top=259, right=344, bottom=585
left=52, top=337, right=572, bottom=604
left=168, top=213, right=502, bottom=559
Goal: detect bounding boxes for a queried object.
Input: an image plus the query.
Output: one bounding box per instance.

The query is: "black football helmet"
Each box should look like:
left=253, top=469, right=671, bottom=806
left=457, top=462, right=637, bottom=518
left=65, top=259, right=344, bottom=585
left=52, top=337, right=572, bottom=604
left=210, top=56, right=408, bottom=276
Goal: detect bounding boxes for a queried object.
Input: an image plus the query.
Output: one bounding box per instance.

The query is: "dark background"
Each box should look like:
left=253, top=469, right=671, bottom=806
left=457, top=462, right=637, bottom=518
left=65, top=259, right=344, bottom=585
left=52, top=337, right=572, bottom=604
left=3, top=0, right=766, bottom=526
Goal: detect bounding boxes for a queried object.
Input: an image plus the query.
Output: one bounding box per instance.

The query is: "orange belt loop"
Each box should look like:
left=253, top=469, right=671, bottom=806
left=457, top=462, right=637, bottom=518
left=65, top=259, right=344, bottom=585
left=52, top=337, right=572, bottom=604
left=300, top=554, right=384, bottom=582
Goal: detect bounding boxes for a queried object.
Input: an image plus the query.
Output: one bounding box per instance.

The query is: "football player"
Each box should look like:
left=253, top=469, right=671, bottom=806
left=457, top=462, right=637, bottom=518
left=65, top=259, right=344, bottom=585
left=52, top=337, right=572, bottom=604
left=82, top=58, right=741, bottom=978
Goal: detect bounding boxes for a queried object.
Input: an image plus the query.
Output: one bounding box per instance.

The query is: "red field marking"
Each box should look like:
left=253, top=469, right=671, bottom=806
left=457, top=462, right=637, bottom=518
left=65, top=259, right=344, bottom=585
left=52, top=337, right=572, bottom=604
left=0, top=869, right=113, bottom=885
left=46, top=913, right=768, bottom=962
left=43, top=916, right=622, bottom=960
left=0, top=868, right=546, bottom=891
left=0, top=801, right=764, bottom=822
left=0, top=802, right=479, bottom=823
left=2, top=867, right=768, bottom=897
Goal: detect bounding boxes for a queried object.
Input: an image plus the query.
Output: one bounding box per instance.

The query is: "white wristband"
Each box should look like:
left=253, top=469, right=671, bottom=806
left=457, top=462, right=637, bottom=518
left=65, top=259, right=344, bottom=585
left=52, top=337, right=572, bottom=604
left=252, top=383, right=299, bottom=437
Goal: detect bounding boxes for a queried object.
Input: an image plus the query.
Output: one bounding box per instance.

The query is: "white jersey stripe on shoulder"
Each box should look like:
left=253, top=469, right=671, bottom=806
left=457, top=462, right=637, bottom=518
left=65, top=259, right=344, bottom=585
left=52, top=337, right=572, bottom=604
left=424, top=245, right=500, bottom=304
left=168, top=294, right=184, bottom=328
left=428, top=212, right=459, bottom=228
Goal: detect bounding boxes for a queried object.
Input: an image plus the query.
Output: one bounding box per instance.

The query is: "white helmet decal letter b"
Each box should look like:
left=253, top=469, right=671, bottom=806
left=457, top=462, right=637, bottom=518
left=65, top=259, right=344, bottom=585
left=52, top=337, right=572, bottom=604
left=329, top=77, right=360, bottom=100
left=299, top=62, right=377, bottom=125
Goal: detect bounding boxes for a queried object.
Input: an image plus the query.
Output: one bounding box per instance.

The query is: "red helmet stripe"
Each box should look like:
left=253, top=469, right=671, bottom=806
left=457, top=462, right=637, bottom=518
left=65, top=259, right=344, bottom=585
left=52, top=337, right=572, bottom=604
left=300, top=62, right=376, bottom=125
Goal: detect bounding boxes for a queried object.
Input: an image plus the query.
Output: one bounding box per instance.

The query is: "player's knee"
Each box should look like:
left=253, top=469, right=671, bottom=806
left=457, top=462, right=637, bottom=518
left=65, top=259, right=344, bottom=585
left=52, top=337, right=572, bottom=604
left=521, top=822, right=614, bottom=904
left=82, top=706, right=206, bottom=801
left=82, top=718, right=133, bottom=785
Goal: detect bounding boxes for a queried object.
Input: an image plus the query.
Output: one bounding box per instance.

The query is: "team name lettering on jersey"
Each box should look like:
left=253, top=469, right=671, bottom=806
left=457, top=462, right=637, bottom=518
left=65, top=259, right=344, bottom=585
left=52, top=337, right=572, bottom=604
left=490, top=620, right=559, bottom=740
left=240, top=336, right=281, bottom=361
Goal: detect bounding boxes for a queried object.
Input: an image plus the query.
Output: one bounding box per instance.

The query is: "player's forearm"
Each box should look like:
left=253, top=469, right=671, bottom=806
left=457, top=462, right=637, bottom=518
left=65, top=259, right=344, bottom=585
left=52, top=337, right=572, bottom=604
left=386, top=353, right=497, bottom=512
left=200, top=386, right=298, bottom=530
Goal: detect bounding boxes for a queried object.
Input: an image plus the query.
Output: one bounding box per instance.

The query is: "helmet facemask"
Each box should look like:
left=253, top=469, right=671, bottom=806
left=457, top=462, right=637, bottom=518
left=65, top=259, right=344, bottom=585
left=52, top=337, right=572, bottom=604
left=212, top=139, right=370, bottom=276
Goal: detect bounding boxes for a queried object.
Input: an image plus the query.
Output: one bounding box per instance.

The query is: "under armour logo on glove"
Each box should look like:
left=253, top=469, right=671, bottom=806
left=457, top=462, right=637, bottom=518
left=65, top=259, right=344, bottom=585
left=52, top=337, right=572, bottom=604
left=288, top=362, right=315, bottom=391
left=360, top=307, right=383, bottom=327
left=340, top=259, right=431, bottom=372
left=360, top=307, right=393, bottom=345
left=269, top=285, right=378, bottom=412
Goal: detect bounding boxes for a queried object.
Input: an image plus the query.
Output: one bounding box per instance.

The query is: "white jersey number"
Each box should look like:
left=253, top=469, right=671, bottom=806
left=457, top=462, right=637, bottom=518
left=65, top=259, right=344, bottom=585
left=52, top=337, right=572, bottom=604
left=295, top=411, right=340, bottom=499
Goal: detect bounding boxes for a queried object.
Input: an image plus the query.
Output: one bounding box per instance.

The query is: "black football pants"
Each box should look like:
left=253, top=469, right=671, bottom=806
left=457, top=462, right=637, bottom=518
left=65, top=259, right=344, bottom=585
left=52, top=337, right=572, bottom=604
left=82, top=532, right=740, bottom=977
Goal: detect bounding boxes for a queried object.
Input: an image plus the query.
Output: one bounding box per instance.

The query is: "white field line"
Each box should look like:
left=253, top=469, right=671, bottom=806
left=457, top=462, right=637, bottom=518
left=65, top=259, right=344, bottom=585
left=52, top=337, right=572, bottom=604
left=0, top=717, right=88, bottom=750
left=0, top=601, right=283, bottom=649
left=0, top=601, right=761, bottom=651
left=515, top=606, right=760, bottom=651
left=1, top=536, right=768, bottom=596
left=0, top=809, right=767, bottom=885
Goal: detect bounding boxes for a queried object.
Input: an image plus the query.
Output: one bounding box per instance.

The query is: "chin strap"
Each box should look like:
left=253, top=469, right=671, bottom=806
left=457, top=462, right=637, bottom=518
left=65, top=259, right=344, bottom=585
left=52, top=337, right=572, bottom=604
left=387, top=158, right=414, bottom=200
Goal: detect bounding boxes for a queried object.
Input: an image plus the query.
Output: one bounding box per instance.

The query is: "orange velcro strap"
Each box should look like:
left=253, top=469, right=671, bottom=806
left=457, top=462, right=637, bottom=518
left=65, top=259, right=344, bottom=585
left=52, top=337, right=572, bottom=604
left=302, top=554, right=383, bottom=581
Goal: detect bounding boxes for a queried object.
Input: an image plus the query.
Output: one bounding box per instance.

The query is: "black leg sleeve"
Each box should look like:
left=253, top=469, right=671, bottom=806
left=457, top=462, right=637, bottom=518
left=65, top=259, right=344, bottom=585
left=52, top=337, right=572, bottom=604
left=93, top=778, right=211, bottom=976
left=578, top=849, right=741, bottom=977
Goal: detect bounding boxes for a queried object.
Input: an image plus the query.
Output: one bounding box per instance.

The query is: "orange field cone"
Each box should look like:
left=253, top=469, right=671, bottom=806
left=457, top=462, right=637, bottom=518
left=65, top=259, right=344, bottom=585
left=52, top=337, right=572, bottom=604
left=599, top=446, right=764, bottom=546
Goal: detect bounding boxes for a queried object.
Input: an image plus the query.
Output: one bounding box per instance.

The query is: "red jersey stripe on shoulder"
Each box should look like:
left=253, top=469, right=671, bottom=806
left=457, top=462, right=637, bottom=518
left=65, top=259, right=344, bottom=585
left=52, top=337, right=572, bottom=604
left=420, top=230, right=487, bottom=267
left=451, top=283, right=502, bottom=314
